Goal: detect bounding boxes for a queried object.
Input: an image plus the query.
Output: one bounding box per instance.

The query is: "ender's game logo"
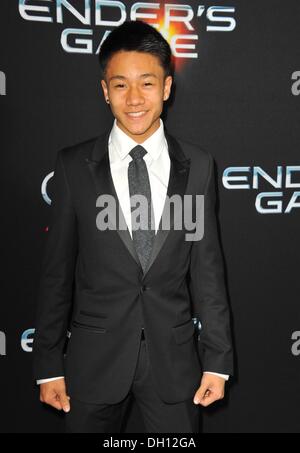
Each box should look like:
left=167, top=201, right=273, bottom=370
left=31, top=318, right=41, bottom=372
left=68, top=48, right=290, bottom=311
left=223, top=166, right=300, bottom=214
left=19, top=1, right=236, bottom=60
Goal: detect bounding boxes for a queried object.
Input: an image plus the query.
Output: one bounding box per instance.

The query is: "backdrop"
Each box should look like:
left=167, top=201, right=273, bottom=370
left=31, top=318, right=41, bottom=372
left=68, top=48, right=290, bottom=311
left=1, top=0, right=300, bottom=433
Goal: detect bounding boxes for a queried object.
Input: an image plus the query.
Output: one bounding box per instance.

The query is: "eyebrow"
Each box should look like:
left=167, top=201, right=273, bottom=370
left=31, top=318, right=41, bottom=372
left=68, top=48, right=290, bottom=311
left=109, top=73, right=158, bottom=82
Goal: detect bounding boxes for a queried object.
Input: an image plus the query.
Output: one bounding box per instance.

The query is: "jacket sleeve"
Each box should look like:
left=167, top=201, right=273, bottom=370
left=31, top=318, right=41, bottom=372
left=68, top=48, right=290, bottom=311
left=33, top=149, right=78, bottom=380
left=188, top=152, right=234, bottom=376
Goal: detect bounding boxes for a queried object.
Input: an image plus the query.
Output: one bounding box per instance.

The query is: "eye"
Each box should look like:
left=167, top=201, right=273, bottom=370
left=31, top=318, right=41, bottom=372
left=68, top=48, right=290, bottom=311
left=144, top=82, right=153, bottom=86
left=115, top=84, right=125, bottom=88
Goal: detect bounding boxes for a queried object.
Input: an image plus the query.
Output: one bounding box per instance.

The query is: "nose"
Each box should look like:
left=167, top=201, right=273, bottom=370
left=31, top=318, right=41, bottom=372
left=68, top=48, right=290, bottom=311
left=126, top=86, right=144, bottom=106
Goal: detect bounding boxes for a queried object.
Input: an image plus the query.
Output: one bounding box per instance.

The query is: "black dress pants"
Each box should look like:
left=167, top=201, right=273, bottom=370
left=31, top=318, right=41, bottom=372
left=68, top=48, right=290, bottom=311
left=65, top=330, right=200, bottom=433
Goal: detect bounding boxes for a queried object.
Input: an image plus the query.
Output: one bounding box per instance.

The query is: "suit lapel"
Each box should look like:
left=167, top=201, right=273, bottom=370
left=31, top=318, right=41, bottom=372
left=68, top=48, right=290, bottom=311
left=85, top=128, right=140, bottom=268
left=144, top=131, right=191, bottom=275
left=85, top=125, right=191, bottom=277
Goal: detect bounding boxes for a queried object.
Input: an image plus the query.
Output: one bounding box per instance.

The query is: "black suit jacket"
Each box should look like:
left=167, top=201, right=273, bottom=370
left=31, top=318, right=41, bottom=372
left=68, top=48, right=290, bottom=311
left=33, top=125, right=234, bottom=404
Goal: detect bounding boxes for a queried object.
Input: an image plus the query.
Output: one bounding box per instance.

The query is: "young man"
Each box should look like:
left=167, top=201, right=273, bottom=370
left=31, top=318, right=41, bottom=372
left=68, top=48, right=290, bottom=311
left=33, top=20, right=234, bottom=433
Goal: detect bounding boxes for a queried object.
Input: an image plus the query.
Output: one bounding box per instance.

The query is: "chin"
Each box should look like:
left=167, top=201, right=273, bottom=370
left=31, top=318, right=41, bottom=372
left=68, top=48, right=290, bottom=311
left=124, top=122, right=151, bottom=136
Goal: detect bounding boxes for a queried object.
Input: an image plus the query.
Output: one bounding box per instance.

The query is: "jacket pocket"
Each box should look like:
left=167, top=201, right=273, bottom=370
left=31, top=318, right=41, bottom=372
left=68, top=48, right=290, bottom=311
left=79, top=309, right=107, bottom=319
left=172, top=319, right=195, bottom=345
left=72, top=320, right=106, bottom=334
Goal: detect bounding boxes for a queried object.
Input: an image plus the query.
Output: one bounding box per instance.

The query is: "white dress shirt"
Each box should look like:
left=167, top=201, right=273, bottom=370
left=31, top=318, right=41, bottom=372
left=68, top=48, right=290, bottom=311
left=37, top=118, right=228, bottom=383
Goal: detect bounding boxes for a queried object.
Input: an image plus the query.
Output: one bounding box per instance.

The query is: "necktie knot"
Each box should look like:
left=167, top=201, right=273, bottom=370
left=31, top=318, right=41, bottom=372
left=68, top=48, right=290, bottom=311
left=129, top=145, right=147, bottom=161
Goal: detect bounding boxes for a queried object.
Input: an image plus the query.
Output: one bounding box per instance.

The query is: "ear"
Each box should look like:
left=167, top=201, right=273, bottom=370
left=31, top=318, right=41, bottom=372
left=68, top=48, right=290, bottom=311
left=101, top=79, right=109, bottom=101
left=163, top=76, right=173, bottom=101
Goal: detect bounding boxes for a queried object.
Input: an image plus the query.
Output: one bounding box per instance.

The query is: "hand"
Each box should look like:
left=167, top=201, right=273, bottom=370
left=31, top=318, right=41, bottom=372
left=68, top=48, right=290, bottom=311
left=193, top=373, right=225, bottom=407
left=39, top=378, right=70, bottom=412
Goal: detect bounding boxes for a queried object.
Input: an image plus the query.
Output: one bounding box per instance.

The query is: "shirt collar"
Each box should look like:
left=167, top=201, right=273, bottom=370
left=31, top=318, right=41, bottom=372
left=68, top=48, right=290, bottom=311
left=109, top=118, right=166, bottom=162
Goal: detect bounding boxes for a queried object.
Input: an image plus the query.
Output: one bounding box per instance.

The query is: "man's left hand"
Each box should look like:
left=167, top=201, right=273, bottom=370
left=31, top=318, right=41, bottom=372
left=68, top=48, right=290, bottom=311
left=193, top=373, right=225, bottom=407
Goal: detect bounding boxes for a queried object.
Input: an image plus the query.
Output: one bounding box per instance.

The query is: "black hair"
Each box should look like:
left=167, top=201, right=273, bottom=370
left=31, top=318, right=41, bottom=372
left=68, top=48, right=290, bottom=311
left=98, top=20, right=173, bottom=79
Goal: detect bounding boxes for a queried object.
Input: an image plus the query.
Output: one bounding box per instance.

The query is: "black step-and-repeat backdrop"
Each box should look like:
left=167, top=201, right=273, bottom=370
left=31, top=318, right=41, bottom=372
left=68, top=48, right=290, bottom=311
left=1, top=0, right=300, bottom=433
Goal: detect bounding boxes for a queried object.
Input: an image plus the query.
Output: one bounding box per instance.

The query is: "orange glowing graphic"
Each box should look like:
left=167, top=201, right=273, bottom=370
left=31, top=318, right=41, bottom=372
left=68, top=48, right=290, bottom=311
left=145, top=9, right=195, bottom=71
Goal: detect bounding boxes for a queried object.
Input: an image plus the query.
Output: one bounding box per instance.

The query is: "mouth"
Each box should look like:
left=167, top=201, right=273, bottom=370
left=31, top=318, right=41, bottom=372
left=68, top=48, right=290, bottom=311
left=125, top=110, right=149, bottom=120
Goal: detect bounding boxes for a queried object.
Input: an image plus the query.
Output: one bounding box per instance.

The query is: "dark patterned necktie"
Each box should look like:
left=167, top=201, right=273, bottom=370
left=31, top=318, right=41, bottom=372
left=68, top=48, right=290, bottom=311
left=128, top=145, right=155, bottom=272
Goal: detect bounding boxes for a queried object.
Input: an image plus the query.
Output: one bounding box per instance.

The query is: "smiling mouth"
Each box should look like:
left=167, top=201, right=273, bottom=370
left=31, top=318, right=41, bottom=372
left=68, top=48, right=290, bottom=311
left=126, top=111, right=148, bottom=119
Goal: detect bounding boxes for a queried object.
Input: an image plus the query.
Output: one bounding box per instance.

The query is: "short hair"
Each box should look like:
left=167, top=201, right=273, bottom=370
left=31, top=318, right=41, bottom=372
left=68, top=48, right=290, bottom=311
left=99, top=20, right=173, bottom=79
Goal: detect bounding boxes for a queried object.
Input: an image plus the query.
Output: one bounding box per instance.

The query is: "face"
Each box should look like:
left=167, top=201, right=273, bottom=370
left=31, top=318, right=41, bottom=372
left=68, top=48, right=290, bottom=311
left=101, top=51, right=172, bottom=143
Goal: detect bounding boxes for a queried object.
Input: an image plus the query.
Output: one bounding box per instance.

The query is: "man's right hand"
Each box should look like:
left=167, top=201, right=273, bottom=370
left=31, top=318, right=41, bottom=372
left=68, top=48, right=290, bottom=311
left=39, top=378, right=70, bottom=412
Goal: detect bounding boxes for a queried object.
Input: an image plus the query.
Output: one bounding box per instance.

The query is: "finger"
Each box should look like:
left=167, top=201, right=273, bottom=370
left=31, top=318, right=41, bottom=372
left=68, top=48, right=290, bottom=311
left=199, top=387, right=224, bottom=406
left=40, top=388, right=59, bottom=407
left=49, top=397, right=64, bottom=411
left=199, top=393, right=219, bottom=407
left=58, top=391, right=71, bottom=412
left=193, top=384, right=208, bottom=404
left=41, top=392, right=64, bottom=411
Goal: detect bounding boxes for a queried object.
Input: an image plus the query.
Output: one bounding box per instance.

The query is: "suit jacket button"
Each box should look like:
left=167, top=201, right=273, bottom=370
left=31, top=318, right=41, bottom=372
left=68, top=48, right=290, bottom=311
left=140, top=285, right=149, bottom=293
